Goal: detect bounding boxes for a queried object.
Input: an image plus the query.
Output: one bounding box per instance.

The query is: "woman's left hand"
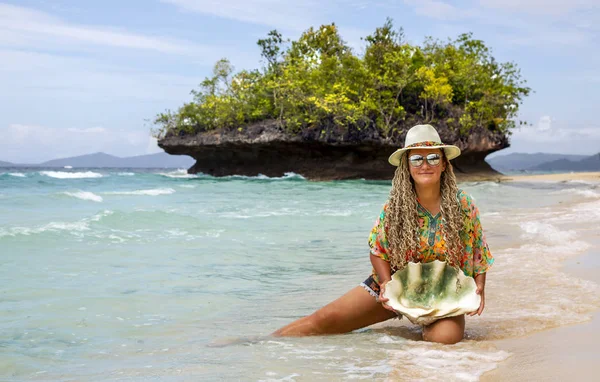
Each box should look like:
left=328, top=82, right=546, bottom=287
left=468, top=273, right=486, bottom=316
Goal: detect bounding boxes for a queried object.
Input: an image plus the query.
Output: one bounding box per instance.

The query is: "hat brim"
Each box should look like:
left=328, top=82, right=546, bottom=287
left=388, top=145, right=461, bottom=166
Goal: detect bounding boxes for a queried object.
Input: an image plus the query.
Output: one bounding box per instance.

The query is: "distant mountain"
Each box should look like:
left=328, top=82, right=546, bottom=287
left=532, top=153, right=600, bottom=172
left=486, top=153, right=588, bottom=172
left=111, top=153, right=195, bottom=168
left=0, top=160, right=14, bottom=167
left=38, top=152, right=195, bottom=168
left=41, top=152, right=123, bottom=167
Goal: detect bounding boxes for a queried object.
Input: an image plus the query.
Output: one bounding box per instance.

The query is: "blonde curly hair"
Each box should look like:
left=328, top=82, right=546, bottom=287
left=385, top=150, right=464, bottom=271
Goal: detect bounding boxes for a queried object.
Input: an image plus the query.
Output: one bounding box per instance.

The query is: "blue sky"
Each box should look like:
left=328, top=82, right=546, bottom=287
left=1, top=0, right=599, bottom=163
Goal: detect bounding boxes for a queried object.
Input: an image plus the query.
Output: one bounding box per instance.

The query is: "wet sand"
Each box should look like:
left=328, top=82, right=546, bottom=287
left=452, top=170, right=600, bottom=380
left=502, top=171, right=600, bottom=183
left=482, top=239, right=600, bottom=381
left=457, top=171, right=600, bottom=183
left=374, top=172, right=600, bottom=380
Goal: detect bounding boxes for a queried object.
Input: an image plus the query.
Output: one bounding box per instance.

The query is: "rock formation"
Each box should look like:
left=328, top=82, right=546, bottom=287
left=158, top=120, right=508, bottom=181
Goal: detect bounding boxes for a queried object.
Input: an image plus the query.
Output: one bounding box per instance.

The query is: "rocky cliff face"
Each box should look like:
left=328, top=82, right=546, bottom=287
left=158, top=120, right=508, bottom=180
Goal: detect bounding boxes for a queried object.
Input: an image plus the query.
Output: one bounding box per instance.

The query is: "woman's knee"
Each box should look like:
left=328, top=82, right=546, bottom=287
left=310, top=307, right=345, bottom=334
left=422, top=315, right=465, bottom=344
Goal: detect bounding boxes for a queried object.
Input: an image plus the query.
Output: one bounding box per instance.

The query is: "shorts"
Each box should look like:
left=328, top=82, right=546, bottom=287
left=360, top=275, right=381, bottom=299
left=360, top=275, right=403, bottom=319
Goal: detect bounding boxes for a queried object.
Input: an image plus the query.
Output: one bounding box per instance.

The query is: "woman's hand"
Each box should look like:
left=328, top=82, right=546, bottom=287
left=378, top=279, right=396, bottom=312
left=468, top=273, right=486, bottom=316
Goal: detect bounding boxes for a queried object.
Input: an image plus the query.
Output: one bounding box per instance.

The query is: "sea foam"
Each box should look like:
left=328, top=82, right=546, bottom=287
left=386, top=341, right=511, bottom=382
left=158, top=169, right=197, bottom=179
left=554, top=188, right=600, bottom=199
left=519, top=221, right=579, bottom=244
left=64, top=191, right=103, bottom=203
left=226, top=172, right=306, bottom=181
left=105, top=188, right=176, bottom=196
left=0, top=221, right=91, bottom=238
left=40, top=171, right=103, bottom=179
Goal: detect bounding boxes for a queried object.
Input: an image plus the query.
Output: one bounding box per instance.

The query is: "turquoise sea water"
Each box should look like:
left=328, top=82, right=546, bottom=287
left=1, top=168, right=600, bottom=381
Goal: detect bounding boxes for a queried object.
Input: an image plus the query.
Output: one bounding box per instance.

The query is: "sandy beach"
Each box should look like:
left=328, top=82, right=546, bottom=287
left=481, top=171, right=600, bottom=381
left=457, top=171, right=600, bottom=183
left=426, top=171, right=600, bottom=380
left=483, top=239, right=600, bottom=381
left=502, top=171, right=600, bottom=183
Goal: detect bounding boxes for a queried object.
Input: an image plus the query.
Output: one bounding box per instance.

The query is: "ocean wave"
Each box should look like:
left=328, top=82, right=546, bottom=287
left=157, top=171, right=307, bottom=181
left=385, top=341, right=511, bottom=381
left=572, top=199, right=600, bottom=219
left=0, top=210, right=114, bottom=238
left=218, top=207, right=351, bottom=219
left=225, top=172, right=306, bottom=181
left=219, top=208, right=302, bottom=219
left=261, top=172, right=306, bottom=180
left=262, top=337, right=509, bottom=381
left=40, top=171, right=103, bottom=179
left=319, top=209, right=352, bottom=217
left=89, top=210, right=114, bottom=222
left=566, top=179, right=599, bottom=185
left=116, top=172, right=135, bottom=176
left=158, top=169, right=197, bottom=179
left=0, top=221, right=91, bottom=238
left=519, top=221, right=579, bottom=245
left=105, top=188, right=176, bottom=196
left=8, top=172, right=26, bottom=177
left=63, top=191, right=103, bottom=202
left=553, top=188, right=600, bottom=199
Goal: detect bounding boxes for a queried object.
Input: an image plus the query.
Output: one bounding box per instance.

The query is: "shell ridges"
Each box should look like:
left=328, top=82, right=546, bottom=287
left=382, top=260, right=481, bottom=325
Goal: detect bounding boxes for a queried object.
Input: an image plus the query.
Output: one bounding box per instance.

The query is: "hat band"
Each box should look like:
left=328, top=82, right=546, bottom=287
left=405, top=141, right=443, bottom=149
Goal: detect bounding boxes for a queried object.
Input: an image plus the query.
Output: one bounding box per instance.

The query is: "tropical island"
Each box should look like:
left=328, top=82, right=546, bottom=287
left=155, top=20, right=530, bottom=180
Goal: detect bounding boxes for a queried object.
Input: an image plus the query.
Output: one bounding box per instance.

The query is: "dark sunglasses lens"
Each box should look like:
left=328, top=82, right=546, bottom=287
left=409, top=155, right=424, bottom=167
left=426, top=154, right=441, bottom=166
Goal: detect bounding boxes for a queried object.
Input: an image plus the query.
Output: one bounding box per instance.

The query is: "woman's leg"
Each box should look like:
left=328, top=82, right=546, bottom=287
left=271, top=286, right=397, bottom=337
left=422, top=315, right=465, bottom=344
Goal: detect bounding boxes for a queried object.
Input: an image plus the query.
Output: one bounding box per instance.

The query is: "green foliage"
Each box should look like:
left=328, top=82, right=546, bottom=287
left=421, top=33, right=531, bottom=134
left=417, top=67, right=453, bottom=122
left=153, top=21, right=530, bottom=139
left=360, top=19, right=420, bottom=137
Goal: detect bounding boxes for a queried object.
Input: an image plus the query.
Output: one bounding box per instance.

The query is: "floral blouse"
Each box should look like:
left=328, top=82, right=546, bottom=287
left=368, top=190, right=493, bottom=280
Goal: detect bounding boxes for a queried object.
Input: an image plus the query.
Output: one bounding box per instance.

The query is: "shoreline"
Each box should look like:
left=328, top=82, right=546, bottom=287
left=482, top=235, right=600, bottom=381
left=457, top=171, right=600, bottom=183
left=500, top=171, right=600, bottom=182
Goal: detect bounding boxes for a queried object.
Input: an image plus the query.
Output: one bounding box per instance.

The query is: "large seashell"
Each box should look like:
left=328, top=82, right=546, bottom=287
left=382, top=260, right=481, bottom=325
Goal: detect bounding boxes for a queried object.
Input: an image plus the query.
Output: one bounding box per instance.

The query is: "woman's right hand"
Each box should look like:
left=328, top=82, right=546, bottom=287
left=378, top=280, right=396, bottom=312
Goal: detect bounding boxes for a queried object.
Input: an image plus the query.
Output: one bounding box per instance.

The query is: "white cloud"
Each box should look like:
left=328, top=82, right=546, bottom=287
left=162, top=0, right=321, bottom=31
left=537, top=115, right=552, bottom=132
left=146, top=136, right=163, bottom=155
left=505, top=118, right=600, bottom=155
left=499, top=23, right=590, bottom=46
left=162, top=0, right=379, bottom=33
left=0, top=49, right=198, bottom=101
left=403, top=0, right=470, bottom=20
left=0, top=3, right=203, bottom=54
left=478, top=0, right=596, bottom=16
left=1, top=124, right=162, bottom=163
left=515, top=117, right=600, bottom=142
left=67, top=127, right=106, bottom=133
left=395, top=0, right=597, bottom=47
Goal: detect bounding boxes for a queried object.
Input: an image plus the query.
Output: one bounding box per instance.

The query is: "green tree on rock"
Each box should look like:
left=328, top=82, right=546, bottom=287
left=153, top=20, right=530, bottom=141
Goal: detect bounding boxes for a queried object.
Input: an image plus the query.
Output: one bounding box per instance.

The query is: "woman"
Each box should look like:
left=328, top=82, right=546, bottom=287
left=272, top=124, right=494, bottom=344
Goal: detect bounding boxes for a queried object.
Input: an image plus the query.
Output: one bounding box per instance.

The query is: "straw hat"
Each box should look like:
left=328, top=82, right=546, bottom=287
left=388, top=124, right=461, bottom=166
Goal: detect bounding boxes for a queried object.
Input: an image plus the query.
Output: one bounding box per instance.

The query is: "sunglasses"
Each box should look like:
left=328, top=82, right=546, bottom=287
left=408, top=153, right=441, bottom=167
